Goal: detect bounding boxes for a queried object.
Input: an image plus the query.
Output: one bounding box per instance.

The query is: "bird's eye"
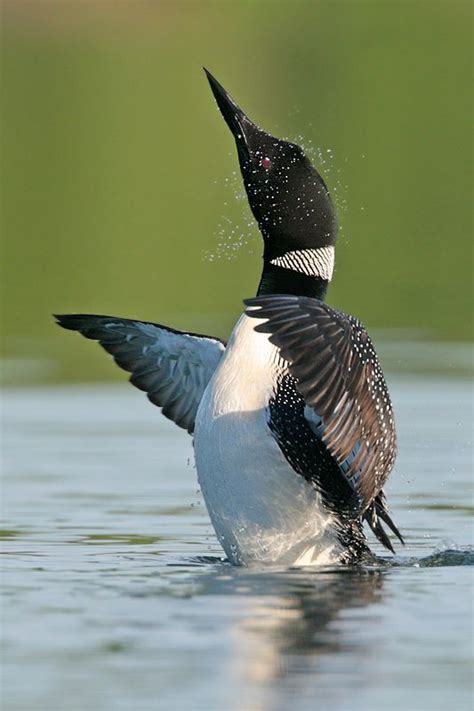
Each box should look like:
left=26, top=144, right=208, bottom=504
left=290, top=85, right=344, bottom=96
left=260, top=157, right=271, bottom=170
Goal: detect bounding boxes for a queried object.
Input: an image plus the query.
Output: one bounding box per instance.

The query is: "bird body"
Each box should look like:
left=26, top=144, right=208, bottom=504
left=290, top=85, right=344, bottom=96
left=194, top=313, right=341, bottom=566
left=56, top=69, right=403, bottom=565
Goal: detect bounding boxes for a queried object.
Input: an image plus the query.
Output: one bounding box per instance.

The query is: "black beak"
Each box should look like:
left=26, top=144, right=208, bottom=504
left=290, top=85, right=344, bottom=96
left=204, top=68, right=261, bottom=163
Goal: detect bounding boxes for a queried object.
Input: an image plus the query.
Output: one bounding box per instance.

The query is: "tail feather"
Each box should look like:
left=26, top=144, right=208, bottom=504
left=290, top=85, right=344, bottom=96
left=364, top=490, right=404, bottom=553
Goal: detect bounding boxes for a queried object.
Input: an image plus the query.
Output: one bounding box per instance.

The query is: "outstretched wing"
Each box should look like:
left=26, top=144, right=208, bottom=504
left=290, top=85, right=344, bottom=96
left=245, top=295, right=397, bottom=511
left=55, top=314, right=226, bottom=434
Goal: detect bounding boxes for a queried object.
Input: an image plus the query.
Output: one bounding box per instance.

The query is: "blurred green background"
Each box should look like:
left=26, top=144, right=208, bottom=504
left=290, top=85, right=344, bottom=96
left=1, top=0, right=472, bottom=385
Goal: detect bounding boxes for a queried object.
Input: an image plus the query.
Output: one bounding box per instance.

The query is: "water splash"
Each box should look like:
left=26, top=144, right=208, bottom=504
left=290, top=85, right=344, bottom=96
left=185, top=543, right=474, bottom=572
left=375, top=542, right=474, bottom=569
left=204, top=137, right=353, bottom=263
left=204, top=167, right=259, bottom=262
left=292, top=135, right=350, bottom=220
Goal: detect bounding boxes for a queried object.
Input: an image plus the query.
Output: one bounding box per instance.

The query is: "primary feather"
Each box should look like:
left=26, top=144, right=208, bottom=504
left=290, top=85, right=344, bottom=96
left=55, top=314, right=225, bottom=433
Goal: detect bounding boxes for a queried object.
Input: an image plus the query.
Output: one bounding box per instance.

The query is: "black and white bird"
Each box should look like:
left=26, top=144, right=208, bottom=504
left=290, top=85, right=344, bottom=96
left=56, top=70, right=403, bottom=566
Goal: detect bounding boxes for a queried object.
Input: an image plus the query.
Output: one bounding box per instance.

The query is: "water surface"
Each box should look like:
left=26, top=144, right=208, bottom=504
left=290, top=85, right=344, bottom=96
left=2, top=374, right=473, bottom=710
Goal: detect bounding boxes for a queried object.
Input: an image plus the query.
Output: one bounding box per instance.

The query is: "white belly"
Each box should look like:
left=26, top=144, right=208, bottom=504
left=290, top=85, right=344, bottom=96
left=194, top=314, right=341, bottom=566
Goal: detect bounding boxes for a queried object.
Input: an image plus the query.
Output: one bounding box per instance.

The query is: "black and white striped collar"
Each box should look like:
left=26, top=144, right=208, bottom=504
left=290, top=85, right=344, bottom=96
left=269, top=246, right=335, bottom=281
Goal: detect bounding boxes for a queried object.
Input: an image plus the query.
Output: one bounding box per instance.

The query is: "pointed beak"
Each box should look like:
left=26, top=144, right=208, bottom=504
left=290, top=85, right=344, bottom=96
left=204, top=68, right=260, bottom=163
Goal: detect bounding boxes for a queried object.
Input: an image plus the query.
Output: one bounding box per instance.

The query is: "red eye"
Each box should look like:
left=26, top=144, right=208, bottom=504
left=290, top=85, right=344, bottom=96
left=260, top=157, right=271, bottom=170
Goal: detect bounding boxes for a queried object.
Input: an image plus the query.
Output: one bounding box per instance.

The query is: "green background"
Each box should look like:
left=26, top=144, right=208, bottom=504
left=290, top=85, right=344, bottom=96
left=1, top=0, right=472, bottom=384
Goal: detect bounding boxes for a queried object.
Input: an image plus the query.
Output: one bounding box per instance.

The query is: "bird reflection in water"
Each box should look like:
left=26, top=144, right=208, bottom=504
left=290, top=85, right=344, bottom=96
left=186, top=561, right=385, bottom=700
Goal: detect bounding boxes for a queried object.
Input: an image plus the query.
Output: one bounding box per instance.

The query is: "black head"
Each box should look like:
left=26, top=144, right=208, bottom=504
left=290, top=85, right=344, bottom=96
left=205, top=69, right=338, bottom=264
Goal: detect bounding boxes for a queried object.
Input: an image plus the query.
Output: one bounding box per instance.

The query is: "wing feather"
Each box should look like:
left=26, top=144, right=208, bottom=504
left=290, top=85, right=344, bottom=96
left=245, top=295, right=397, bottom=510
left=55, top=314, right=225, bottom=433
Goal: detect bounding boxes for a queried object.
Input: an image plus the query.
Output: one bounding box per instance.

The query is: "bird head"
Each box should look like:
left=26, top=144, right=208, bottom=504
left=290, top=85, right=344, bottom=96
left=205, top=69, right=338, bottom=273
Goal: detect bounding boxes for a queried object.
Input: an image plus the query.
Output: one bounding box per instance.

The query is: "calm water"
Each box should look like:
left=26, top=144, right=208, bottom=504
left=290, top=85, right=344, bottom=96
left=2, top=373, right=473, bottom=711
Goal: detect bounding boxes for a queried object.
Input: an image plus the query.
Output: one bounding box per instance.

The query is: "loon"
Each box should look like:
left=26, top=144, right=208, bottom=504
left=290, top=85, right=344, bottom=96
left=56, top=70, right=403, bottom=566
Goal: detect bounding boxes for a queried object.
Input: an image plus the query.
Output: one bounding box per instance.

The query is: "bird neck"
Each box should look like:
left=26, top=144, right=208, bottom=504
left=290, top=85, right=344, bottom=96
left=257, top=262, right=329, bottom=300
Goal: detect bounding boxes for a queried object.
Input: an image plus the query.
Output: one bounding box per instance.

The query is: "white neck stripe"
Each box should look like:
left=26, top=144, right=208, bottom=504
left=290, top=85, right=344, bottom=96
left=270, top=246, right=335, bottom=281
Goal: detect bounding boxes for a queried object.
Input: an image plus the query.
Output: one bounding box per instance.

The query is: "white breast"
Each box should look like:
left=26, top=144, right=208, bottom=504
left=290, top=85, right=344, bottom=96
left=194, top=313, right=341, bottom=566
